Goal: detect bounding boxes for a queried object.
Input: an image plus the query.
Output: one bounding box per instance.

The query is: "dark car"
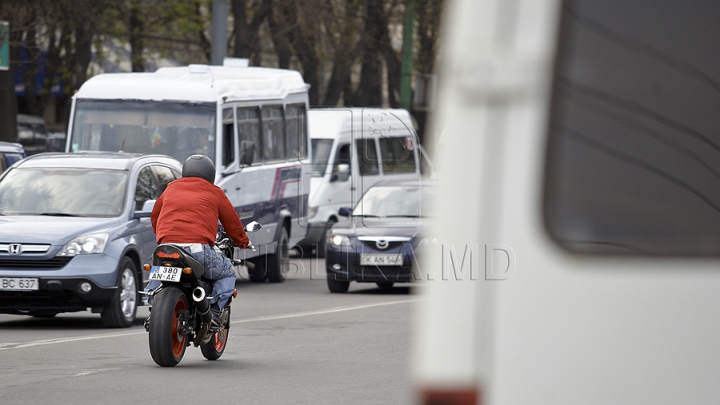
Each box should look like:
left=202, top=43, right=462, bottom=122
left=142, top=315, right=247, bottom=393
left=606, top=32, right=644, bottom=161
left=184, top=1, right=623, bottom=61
left=324, top=179, right=432, bottom=293
left=16, top=114, right=49, bottom=155
left=0, top=142, right=26, bottom=172
left=0, top=152, right=182, bottom=327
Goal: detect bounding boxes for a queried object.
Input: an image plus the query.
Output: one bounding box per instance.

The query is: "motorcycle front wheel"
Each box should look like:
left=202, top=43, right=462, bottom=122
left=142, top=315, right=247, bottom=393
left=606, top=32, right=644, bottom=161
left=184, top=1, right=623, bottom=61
left=148, top=287, right=189, bottom=367
left=200, top=307, right=230, bottom=360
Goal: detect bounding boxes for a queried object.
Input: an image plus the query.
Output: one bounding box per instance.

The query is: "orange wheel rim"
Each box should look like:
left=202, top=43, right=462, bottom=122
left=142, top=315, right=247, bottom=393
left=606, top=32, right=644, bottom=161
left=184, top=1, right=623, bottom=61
left=171, top=297, right=187, bottom=358
left=213, top=327, right=228, bottom=352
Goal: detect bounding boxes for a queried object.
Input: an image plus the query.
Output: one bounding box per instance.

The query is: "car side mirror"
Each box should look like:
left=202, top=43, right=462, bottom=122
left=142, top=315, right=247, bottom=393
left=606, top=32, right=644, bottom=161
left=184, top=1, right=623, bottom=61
left=239, top=141, right=255, bottom=166
left=245, top=220, right=262, bottom=232
left=134, top=199, right=156, bottom=218
left=330, top=163, right=350, bottom=183
left=338, top=207, right=352, bottom=217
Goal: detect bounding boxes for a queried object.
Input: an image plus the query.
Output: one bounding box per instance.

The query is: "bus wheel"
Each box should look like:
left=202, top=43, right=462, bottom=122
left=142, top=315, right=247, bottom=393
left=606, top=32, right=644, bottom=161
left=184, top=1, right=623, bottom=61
left=266, top=228, right=289, bottom=283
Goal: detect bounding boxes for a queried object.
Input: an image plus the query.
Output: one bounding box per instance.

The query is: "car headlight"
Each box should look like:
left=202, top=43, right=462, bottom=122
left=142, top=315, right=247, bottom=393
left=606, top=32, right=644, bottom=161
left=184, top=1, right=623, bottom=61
left=58, top=233, right=110, bottom=256
left=308, top=206, right=318, bottom=219
left=328, top=234, right=350, bottom=246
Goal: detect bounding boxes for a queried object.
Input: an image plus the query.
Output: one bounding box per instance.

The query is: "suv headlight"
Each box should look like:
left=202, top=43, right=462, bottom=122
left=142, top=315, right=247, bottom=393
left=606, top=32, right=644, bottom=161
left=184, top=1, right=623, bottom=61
left=58, top=233, right=110, bottom=256
left=328, top=234, right=350, bottom=246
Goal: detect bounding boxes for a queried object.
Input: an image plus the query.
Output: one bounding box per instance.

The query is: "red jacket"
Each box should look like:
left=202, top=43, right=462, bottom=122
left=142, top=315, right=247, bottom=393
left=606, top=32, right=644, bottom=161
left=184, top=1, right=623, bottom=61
left=151, top=177, right=250, bottom=248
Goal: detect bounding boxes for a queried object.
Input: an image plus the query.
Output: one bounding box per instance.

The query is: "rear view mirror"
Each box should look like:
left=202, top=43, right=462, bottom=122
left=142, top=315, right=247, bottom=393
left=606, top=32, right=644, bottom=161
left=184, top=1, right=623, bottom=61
left=134, top=199, right=156, bottom=219
left=330, top=163, right=350, bottom=183
left=239, top=141, right=255, bottom=166
left=338, top=207, right=352, bottom=217
left=245, top=220, right=262, bottom=232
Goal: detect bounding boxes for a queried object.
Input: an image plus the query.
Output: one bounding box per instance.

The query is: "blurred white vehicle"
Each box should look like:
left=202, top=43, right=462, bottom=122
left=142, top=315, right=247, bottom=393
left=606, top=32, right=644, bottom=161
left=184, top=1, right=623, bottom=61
left=413, top=0, right=720, bottom=404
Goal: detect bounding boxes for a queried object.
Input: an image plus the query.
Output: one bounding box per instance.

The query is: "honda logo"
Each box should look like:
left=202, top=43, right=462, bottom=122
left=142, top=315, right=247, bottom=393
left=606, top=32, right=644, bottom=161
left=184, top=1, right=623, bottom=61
left=8, top=244, right=22, bottom=255
left=375, top=240, right=389, bottom=250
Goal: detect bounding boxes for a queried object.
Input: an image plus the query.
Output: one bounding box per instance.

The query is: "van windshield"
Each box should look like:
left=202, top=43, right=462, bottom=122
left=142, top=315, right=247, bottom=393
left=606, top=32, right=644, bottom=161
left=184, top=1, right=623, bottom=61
left=352, top=185, right=433, bottom=218
left=70, top=99, right=216, bottom=164
left=311, top=139, right=333, bottom=177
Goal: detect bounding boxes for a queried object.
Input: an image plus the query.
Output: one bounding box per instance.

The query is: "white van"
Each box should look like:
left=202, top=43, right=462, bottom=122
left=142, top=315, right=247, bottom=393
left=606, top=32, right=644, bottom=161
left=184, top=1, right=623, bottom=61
left=298, top=108, right=422, bottom=255
left=413, top=0, right=720, bottom=404
left=66, top=63, right=310, bottom=283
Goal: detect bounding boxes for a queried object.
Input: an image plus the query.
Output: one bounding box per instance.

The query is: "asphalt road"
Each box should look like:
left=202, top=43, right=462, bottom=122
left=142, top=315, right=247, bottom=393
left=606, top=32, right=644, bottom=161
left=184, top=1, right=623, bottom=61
left=0, top=258, right=420, bottom=405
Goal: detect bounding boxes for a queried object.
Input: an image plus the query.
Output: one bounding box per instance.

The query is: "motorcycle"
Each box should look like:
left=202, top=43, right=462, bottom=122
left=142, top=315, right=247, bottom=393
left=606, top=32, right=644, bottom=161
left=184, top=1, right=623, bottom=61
left=141, top=220, right=261, bottom=367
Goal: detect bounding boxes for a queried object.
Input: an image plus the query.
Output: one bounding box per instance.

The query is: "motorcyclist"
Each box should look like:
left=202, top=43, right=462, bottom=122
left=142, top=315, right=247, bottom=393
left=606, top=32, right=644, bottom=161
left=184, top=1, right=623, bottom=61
left=145, top=155, right=250, bottom=325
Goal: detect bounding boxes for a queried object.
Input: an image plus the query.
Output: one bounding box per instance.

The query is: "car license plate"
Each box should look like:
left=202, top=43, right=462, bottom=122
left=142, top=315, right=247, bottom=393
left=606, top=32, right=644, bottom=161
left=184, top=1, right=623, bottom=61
left=360, top=254, right=403, bottom=266
left=149, top=266, right=183, bottom=282
left=0, top=277, right=39, bottom=291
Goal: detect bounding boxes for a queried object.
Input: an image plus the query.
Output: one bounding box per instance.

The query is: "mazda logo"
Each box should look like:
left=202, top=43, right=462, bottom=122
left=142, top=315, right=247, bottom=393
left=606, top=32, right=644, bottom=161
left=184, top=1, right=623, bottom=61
left=8, top=244, right=22, bottom=255
left=375, top=240, right=389, bottom=250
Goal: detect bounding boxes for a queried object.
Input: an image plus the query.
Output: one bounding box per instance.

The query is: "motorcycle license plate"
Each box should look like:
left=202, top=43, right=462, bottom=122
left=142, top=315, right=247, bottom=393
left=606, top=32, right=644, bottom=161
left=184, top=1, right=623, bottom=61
left=149, top=266, right=183, bottom=282
left=360, top=254, right=403, bottom=266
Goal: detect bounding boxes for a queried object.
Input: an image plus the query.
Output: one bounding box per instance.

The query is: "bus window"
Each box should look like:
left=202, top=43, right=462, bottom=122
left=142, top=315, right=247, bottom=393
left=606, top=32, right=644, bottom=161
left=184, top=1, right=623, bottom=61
left=287, top=103, right=308, bottom=160
left=237, top=107, right=262, bottom=165
left=70, top=99, right=216, bottom=164
left=222, top=107, right=235, bottom=166
left=262, top=106, right=286, bottom=162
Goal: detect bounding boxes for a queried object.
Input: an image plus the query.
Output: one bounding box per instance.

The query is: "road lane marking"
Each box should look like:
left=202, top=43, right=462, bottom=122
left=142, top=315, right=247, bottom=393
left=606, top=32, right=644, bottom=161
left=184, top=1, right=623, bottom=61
left=0, top=298, right=420, bottom=351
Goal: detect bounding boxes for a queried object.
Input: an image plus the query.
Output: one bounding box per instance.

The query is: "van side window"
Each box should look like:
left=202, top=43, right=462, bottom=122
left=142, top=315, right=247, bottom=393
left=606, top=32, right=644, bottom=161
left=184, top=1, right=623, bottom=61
left=544, top=1, right=720, bottom=255
left=237, top=107, right=262, bottom=165
left=222, top=107, right=235, bottom=166
left=262, top=106, right=285, bottom=162
left=379, top=137, right=416, bottom=174
left=356, top=138, right=379, bottom=176
left=332, top=144, right=351, bottom=182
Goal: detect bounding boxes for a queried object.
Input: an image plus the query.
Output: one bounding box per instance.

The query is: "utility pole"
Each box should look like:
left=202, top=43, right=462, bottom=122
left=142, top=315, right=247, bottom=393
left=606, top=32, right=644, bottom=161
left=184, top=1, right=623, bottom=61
left=399, top=0, right=416, bottom=110
left=211, top=0, right=229, bottom=66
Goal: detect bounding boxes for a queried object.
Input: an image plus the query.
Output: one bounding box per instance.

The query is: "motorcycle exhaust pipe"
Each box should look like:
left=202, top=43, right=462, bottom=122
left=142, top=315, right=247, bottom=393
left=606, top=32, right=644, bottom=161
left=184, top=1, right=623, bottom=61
left=192, top=286, right=206, bottom=302
left=192, top=286, right=212, bottom=324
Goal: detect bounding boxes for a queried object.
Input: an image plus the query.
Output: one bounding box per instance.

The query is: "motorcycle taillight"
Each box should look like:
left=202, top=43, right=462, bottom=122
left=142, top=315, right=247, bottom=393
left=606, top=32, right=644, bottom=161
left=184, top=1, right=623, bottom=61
left=153, top=245, right=186, bottom=265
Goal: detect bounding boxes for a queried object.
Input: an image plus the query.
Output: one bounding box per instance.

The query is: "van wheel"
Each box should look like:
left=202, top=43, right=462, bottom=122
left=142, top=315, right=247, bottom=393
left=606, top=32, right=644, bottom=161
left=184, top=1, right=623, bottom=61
left=266, top=228, right=289, bottom=283
left=317, top=219, right=336, bottom=259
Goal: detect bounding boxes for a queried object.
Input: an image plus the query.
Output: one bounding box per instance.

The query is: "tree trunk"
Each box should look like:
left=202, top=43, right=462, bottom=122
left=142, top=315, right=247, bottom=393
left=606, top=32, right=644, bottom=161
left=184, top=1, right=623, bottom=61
left=322, top=0, right=363, bottom=106
left=352, top=0, right=386, bottom=107
left=0, top=27, right=19, bottom=142
left=271, top=0, right=320, bottom=105
left=267, top=6, right=293, bottom=69
left=129, top=0, right=145, bottom=72
left=231, top=0, right=272, bottom=63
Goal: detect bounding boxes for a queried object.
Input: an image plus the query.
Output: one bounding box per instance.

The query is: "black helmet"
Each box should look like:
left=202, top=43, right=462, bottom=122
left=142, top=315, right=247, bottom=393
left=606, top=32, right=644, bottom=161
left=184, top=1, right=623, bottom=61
left=182, top=155, right=216, bottom=183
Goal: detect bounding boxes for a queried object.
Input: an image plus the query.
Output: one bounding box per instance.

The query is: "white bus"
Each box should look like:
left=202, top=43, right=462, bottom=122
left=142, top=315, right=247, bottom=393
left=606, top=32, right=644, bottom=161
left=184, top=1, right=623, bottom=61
left=65, top=63, right=310, bottom=283
left=413, top=0, right=720, bottom=404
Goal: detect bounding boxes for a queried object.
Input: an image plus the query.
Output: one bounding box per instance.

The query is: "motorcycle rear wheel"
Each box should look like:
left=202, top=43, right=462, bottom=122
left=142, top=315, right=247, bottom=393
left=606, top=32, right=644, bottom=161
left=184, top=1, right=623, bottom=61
left=200, top=307, right=230, bottom=360
left=148, top=287, right=188, bottom=367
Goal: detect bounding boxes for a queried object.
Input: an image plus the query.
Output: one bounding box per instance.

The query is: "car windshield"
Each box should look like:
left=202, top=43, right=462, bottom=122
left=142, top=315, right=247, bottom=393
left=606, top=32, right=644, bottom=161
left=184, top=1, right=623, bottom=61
left=0, top=168, right=128, bottom=217
left=311, top=139, right=333, bottom=177
left=70, top=99, right=216, bottom=164
left=352, top=185, right=432, bottom=218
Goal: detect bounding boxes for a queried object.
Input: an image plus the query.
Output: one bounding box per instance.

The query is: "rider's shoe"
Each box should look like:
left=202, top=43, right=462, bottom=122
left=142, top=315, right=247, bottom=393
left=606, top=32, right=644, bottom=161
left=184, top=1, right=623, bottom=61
left=210, top=304, right=222, bottom=327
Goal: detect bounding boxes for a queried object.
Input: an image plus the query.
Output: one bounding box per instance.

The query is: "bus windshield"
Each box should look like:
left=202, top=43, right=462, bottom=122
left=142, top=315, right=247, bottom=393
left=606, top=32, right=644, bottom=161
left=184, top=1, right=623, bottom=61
left=70, top=99, right=216, bottom=164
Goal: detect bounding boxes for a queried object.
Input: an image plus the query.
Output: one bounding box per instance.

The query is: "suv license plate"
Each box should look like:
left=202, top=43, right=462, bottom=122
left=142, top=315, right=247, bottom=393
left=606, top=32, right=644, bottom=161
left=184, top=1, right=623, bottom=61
left=0, top=277, right=39, bottom=291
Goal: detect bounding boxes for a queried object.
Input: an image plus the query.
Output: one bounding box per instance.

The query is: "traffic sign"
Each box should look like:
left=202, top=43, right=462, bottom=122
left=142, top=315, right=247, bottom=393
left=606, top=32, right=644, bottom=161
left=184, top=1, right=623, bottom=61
left=0, top=22, right=8, bottom=71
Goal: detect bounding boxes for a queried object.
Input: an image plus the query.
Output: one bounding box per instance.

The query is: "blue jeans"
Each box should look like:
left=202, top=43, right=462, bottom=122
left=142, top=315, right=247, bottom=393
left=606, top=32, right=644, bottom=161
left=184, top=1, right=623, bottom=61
left=145, top=244, right=236, bottom=309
